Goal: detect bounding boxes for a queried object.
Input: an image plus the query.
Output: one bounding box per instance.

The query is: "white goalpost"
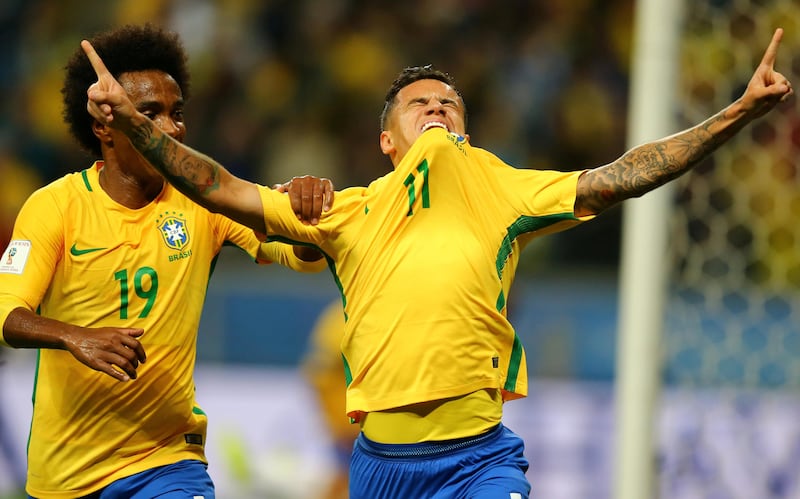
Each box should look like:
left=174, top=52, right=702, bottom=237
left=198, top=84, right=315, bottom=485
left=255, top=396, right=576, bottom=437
left=615, top=1, right=800, bottom=497
left=614, top=1, right=684, bottom=498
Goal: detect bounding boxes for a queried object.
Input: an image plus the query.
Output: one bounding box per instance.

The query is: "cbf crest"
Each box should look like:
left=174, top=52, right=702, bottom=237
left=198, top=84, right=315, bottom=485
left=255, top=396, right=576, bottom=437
left=155, top=211, right=190, bottom=250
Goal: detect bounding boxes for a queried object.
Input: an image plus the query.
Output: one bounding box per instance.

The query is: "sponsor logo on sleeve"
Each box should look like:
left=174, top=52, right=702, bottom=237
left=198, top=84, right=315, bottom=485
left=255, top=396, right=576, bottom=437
left=0, top=240, right=31, bottom=274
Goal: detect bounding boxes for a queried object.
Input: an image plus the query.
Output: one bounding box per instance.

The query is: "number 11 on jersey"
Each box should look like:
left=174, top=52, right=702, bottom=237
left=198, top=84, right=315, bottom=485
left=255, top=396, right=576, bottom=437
left=403, top=160, right=430, bottom=216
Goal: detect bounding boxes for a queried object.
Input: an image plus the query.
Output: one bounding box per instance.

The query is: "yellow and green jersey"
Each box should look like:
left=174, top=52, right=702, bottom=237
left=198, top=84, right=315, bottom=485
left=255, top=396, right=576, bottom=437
left=0, top=162, right=323, bottom=498
left=258, top=127, right=592, bottom=422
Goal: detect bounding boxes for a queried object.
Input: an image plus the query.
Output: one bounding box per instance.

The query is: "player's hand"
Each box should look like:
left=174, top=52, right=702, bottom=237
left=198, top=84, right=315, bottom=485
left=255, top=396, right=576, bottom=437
left=81, top=40, right=139, bottom=130
left=63, top=326, right=147, bottom=382
left=273, top=175, right=335, bottom=225
left=741, top=28, right=793, bottom=118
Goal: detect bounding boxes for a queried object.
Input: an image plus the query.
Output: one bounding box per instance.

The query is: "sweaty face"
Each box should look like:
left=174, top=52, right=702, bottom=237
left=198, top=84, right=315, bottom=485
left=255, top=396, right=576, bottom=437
left=105, top=70, right=186, bottom=178
left=380, top=79, right=467, bottom=167
left=118, top=69, right=186, bottom=142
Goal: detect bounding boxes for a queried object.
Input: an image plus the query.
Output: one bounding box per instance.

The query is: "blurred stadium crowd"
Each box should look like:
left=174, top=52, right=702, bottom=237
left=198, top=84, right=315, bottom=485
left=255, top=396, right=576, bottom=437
left=5, top=1, right=800, bottom=497
left=0, top=0, right=634, bottom=265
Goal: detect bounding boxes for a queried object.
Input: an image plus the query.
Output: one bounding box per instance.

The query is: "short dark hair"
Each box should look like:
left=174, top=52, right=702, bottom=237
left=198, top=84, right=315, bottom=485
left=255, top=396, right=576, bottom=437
left=61, top=23, right=190, bottom=157
left=380, top=64, right=467, bottom=131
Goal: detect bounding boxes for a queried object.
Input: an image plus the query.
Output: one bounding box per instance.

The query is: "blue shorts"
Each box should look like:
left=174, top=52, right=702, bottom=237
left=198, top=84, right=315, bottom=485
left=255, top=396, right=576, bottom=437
left=350, top=423, right=530, bottom=499
left=30, top=459, right=215, bottom=499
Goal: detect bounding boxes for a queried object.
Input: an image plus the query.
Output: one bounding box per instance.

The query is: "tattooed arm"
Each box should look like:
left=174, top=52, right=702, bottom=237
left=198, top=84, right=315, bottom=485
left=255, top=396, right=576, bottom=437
left=131, top=117, right=270, bottom=230
left=81, top=40, right=333, bottom=233
left=575, top=102, right=750, bottom=216
left=574, top=28, right=792, bottom=217
left=81, top=40, right=267, bottom=231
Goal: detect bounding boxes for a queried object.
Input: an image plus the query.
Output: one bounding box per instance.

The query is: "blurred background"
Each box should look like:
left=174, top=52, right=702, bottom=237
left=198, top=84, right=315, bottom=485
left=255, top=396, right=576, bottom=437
left=0, top=0, right=799, bottom=498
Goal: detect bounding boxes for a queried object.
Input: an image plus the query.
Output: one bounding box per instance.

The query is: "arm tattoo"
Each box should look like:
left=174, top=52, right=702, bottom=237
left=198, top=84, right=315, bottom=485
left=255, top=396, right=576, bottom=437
left=578, top=109, right=744, bottom=214
left=129, top=119, right=221, bottom=197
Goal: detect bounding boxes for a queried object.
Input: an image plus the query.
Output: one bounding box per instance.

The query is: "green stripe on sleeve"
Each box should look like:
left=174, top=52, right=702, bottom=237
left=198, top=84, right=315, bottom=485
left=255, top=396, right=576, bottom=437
left=495, top=213, right=579, bottom=311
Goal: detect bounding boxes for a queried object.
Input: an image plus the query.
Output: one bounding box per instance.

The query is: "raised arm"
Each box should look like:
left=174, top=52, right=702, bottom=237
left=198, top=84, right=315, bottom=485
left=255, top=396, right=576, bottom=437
left=81, top=41, right=269, bottom=232
left=575, top=28, right=793, bottom=217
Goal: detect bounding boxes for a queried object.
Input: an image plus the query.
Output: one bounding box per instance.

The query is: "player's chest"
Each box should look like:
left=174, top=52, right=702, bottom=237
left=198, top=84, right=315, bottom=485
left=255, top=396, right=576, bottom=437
left=62, top=204, right=215, bottom=277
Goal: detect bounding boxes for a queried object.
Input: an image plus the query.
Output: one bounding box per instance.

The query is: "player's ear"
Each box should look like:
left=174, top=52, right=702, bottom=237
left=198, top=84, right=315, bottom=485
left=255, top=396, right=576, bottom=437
left=380, top=130, right=395, bottom=156
left=92, top=120, right=113, bottom=147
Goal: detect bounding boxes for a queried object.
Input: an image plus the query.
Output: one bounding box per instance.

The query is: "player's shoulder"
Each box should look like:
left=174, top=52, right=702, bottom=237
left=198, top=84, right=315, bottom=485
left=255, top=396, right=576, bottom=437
left=10, top=172, right=85, bottom=226
left=23, top=170, right=82, bottom=206
left=324, top=184, right=371, bottom=213
left=45, top=165, right=106, bottom=197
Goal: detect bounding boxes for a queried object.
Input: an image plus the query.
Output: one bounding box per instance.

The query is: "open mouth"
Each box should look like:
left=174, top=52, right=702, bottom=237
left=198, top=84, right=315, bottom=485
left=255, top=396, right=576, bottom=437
left=420, top=121, right=448, bottom=133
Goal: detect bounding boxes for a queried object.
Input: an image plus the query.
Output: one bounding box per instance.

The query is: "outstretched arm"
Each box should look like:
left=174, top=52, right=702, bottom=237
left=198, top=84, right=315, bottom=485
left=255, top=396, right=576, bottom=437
left=80, top=40, right=334, bottom=232
left=575, top=28, right=793, bottom=217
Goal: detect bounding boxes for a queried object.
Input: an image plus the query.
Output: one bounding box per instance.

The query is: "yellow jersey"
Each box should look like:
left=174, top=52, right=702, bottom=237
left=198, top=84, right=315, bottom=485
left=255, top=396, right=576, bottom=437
left=0, top=162, right=323, bottom=498
left=258, top=128, right=591, bottom=424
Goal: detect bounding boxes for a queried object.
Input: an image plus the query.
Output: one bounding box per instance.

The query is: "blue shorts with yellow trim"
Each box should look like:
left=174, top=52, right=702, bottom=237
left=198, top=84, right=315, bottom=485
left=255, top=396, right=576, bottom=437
left=350, top=423, right=530, bottom=499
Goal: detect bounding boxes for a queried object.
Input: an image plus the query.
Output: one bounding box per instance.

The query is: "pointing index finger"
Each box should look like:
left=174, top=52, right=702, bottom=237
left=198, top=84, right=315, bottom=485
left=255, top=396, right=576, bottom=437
left=80, top=39, right=111, bottom=77
left=760, top=28, right=783, bottom=69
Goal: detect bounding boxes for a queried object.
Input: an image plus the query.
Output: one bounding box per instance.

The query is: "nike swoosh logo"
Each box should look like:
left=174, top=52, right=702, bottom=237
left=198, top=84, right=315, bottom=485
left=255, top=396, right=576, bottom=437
left=70, top=243, right=106, bottom=256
